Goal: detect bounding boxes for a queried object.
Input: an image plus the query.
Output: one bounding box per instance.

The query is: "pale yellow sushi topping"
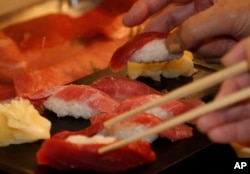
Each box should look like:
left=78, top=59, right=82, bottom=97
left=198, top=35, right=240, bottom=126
left=127, top=50, right=196, bottom=81
left=162, top=51, right=195, bottom=78
left=0, top=99, right=51, bottom=146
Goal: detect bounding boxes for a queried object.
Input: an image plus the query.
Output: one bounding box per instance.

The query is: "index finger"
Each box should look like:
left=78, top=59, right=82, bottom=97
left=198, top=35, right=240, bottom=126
left=166, top=4, right=236, bottom=53
left=123, top=0, right=192, bottom=27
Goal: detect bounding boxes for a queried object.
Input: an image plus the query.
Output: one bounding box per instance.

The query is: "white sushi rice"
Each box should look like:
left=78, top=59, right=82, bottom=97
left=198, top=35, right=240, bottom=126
left=98, top=122, right=158, bottom=143
left=145, top=107, right=173, bottom=120
left=130, top=39, right=181, bottom=63
left=44, top=97, right=99, bottom=119
left=66, top=135, right=117, bottom=145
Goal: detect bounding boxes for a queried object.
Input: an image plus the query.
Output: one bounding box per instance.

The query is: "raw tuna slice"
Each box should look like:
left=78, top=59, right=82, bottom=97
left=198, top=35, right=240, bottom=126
left=0, top=83, right=16, bottom=101
left=114, top=94, right=205, bottom=141
left=79, top=113, right=116, bottom=137
left=110, top=32, right=181, bottom=71
left=0, top=32, right=26, bottom=82
left=20, top=86, right=65, bottom=112
left=91, top=75, right=161, bottom=101
left=98, top=113, right=162, bottom=143
left=82, top=112, right=162, bottom=143
left=2, top=0, right=136, bottom=51
left=2, top=14, right=75, bottom=51
left=159, top=124, right=193, bottom=141
left=82, top=111, right=191, bottom=142
left=37, top=132, right=156, bottom=173
left=13, top=37, right=127, bottom=96
left=43, top=85, right=120, bottom=119
left=116, top=94, right=204, bottom=120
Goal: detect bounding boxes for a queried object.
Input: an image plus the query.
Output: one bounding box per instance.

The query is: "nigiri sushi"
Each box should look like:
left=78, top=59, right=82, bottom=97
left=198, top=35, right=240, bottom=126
left=78, top=112, right=160, bottom=142
left=110, top=32, right=195, bottom=81
left=116, top=94, right=205, bottom=120
left=37, top=131, right=156, bottom=173
left=43, top=85, right=120, bottom=119
left=82, top=93, right=203, bottom=142
left=113, top=94, right=205, bottom=141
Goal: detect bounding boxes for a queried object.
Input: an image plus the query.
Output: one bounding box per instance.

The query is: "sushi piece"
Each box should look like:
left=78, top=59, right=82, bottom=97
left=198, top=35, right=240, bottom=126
left=89, top=112, right=162, bottom=143
left=22, top=74, right=161, bottom=113
left=114, top=94, right=205, bottom=141
left=43, top=85, right=120, bottom=119
left=116, top=94, right=205, bottom=120
left=82, top=109, right=193, bottom=142
left=109, top=32, right=195, bottom=81
left=91, top=75, right=162, bottom=101
left=110, top=32, right=179, bottom=71
left=37, top=131, right=156, bottom=173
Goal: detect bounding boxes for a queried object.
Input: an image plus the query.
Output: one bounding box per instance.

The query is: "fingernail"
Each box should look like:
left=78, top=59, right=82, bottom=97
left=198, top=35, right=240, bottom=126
left=166, top=29, right=183, bottom=54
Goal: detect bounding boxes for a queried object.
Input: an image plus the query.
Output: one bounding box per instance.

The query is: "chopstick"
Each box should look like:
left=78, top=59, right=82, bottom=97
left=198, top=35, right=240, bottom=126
left=99, top=86, right=250, bottom=154
left=104, top=60, right=249, bottom=128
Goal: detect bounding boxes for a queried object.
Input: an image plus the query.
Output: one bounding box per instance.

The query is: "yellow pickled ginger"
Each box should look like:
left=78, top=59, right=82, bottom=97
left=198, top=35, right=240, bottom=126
left=0, top=99, right=51, bottom=146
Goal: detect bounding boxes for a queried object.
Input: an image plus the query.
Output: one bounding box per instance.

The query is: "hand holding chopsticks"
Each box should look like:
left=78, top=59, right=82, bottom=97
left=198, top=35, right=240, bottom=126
left=98, top=60, right=249, bottom=154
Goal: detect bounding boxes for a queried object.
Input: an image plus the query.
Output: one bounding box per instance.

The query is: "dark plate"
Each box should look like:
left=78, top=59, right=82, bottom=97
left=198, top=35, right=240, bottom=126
left=0, top=63, right=220, bottom=174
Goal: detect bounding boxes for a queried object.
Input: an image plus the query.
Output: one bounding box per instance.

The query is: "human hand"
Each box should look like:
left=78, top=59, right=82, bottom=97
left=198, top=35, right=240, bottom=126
left=123, top=0, right=214, bottom=32
left=196, top=37, right=250, bottom=144
left=166, top=0, right=250, bottom=61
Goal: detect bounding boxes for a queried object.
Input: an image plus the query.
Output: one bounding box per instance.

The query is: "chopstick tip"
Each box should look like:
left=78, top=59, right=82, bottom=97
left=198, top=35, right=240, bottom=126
left=97, top=147, right=106, bottom=155
left=103, top=120, right=112, bottom=128
left=98, top=144, right=115, bottom=155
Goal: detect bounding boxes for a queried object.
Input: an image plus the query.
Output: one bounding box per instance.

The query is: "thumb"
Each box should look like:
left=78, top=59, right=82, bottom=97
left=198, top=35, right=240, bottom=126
left=166, top=3, right=236, bottom=53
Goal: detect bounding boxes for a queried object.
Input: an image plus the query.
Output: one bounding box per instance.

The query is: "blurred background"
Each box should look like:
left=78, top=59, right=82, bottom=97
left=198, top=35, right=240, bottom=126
left=0, top=0, right=100, bottom=28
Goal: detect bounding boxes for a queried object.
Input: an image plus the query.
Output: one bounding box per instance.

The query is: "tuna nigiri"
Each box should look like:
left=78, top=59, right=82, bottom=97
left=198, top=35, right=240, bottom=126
left=116, top=94, right=205, bottom=120
left=110, top=32, right=178, bottom=71
left=110, top=32, right=195, bottom=81
left=82, top=110, right=193, bottom=142
left=114, top=94, right=204, bottom=141
left=86, top=112, right=162, bottom=143
left=37, top=131, right=156, bottom=173
left=43, top=85, right=119, bottom=119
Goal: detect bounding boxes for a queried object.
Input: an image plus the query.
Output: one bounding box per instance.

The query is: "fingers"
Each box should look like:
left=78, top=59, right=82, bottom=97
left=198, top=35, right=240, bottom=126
left=197, top=101, right=250, bottom=142
left=196, top=36, right=250, bottom=144
left=221, top=37, right=250, bottom=67
left=166, top=2, right=238, bottom=53
left=122, top=0, right=193, bottom=27
left=142, top=2, right=195, bottom=32
left=216, top=74, right=250, bottom=98
left=197, top=104, right=248, bottom=133
left=197, top=73, right=250, bottom=132
left=123, top=0, right=171, bottom=27
left=194, top=38, right=236, bottom=60
left=207, top=119, right=250, bottom=143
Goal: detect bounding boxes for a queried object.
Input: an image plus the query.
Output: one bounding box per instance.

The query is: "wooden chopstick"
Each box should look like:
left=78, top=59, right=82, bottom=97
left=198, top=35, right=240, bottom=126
left=104, top=60, right=249, bottom=128
left=99, top=86, right=250, bottom=154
